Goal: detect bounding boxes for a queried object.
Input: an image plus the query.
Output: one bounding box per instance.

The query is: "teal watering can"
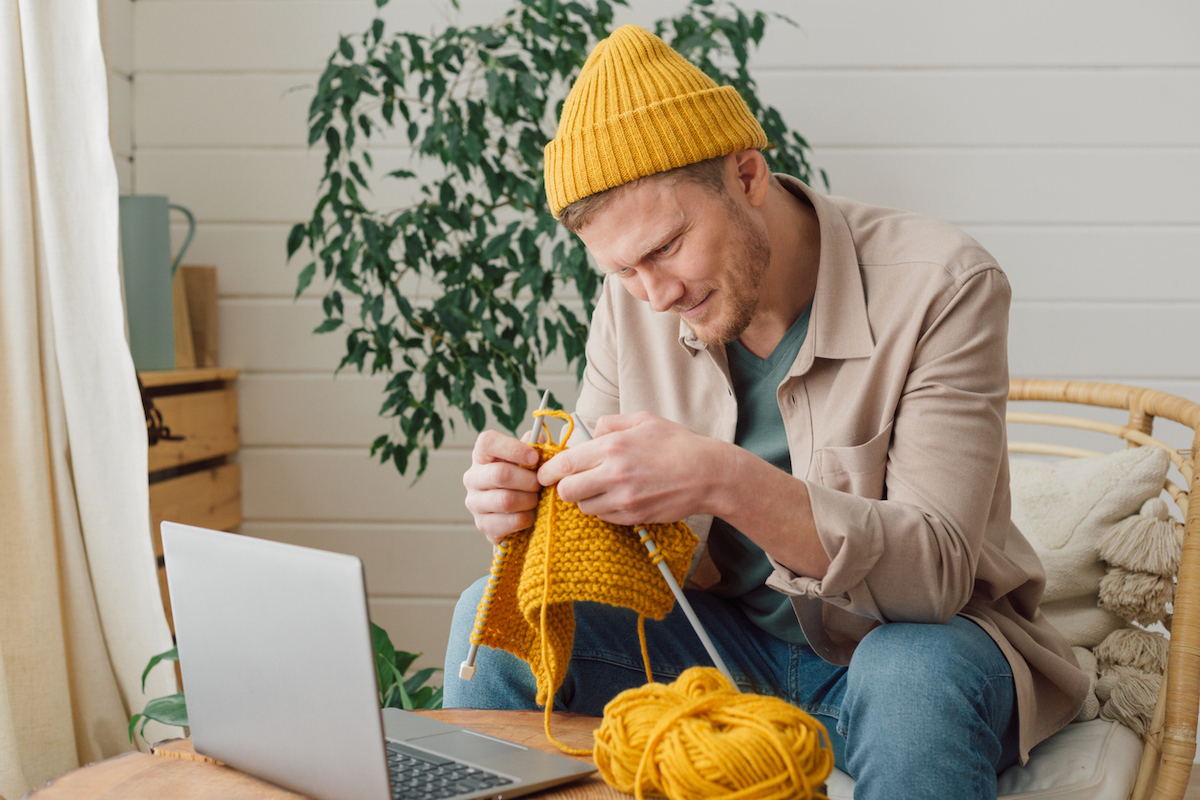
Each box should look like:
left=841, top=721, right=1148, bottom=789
left=118, top=195, right=196, bottom=371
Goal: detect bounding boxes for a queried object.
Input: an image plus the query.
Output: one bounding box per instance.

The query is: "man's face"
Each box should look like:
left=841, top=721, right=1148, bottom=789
left=575, top=174, right=771, bottom=346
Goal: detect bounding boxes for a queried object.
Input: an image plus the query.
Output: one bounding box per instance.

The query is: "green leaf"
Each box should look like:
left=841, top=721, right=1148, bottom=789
left=140, top=646, right=179, bottom=693
left=314, top=318, right=344, bottom=333
left=287, top=222, right=307, bottom=260
left=130, top=692, right=189, bottom=742
left=143, top=693, right=189, bottom=727
left=394, top=649, right=420, bottom=675
left=403, top=666, right=441, bottom=695
left=371, top=622, right=397, bottom=692
left=339, top=36, right=354, bottom=60
left=325, top=126, right=341, bottom=160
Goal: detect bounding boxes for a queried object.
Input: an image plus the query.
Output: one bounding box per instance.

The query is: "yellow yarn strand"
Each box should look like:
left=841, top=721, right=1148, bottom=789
left=470, top=408, right=834, bottom=798
left=637, top=614, right=653, bottom=684
left=537, top=475, right=590, bottom=755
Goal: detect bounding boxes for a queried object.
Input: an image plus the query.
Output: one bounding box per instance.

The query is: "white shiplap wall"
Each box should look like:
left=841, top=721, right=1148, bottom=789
left=127, top=0, right=1200, bottom=671
left=100, top=0, right=134, bottom=193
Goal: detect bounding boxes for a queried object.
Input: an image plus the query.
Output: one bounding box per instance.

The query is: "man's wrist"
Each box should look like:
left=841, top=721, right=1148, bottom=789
left=697, top=438, right=751, bottom=522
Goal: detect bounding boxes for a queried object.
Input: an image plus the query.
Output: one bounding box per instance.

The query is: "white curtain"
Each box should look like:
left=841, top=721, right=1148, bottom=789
left=0, top=1, right=179, bottom=796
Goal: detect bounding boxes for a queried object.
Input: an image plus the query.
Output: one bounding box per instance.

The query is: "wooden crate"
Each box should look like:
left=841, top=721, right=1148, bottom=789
left=149, top=462, right=242, bottom=558
left=140, top=368, right=241, bottom=633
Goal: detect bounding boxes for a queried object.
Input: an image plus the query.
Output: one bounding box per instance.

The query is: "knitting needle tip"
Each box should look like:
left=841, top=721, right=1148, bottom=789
left=459, top=645, right=479, bottom=681
left=530, top=390, right=551, bottom=445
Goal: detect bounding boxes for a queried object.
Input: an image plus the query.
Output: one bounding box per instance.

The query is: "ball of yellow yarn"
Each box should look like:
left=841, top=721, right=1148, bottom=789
left=594, top=667, right=834, bottom=800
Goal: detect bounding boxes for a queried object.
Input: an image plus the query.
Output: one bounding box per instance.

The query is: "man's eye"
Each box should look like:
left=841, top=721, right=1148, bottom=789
left=616, top=267, right=632, bottom=276
left=656, top=239, right=676, bottom=256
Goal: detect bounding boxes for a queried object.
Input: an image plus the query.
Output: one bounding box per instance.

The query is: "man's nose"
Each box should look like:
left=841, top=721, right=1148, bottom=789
left=642, top=271, right=684, bottom=313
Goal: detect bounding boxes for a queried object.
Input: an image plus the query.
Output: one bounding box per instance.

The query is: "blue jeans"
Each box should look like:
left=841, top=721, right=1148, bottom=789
left=444, top=577, right=1020, bottom=800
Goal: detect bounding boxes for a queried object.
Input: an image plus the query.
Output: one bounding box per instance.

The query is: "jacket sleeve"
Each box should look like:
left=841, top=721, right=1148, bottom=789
left=575, top=276, right=622, bottom=434
left=766, top=265, right=1014, bottom=624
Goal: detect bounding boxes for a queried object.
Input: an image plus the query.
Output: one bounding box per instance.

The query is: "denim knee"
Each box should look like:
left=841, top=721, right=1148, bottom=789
left=838, top=618, right=1019, bottom=800
left=844, top=617, right=1014, bottom=722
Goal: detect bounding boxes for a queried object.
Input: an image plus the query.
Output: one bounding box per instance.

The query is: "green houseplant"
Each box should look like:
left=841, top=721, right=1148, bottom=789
left=288, top=0, right=825, bottom=476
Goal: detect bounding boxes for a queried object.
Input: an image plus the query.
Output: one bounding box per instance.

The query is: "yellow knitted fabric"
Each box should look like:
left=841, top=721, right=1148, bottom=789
left=469, top=411, right=698, bottom=712
left=543, top=24, right=768, bottom=216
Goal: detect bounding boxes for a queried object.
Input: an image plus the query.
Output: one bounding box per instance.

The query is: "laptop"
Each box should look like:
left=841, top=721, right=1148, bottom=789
left=161, top=521, right=596, bottom=800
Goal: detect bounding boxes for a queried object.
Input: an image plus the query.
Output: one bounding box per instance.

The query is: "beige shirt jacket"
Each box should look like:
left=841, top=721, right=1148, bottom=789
left=574, top=176, right=1088, bottom=763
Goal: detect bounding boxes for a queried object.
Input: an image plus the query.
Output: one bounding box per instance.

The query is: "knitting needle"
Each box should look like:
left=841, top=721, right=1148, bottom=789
left=568, top=413, right=738, bottom=689
left=460, top=390, right=552, bottom=681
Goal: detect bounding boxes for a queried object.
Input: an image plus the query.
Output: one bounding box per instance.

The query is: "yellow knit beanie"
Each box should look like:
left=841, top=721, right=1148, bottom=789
left=543, top=24, right=768, bottom=216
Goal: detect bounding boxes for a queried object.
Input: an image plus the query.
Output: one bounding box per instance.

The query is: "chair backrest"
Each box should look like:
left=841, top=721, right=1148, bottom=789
left=1007, top=379, right=1200, bottom=800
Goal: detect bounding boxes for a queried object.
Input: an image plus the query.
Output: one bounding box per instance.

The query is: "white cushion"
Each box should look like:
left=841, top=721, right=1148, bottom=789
left=1009, top=447, right=1169, bottom=647
left=823, top=719, right=1143, bottom=800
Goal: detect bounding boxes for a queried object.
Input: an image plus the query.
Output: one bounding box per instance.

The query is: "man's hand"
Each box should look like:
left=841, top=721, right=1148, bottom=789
left=540, top=411, right=829, bottom=579
left=463, top=430, right=542, bottom=545
left=537, top=412, right=723, bottom=526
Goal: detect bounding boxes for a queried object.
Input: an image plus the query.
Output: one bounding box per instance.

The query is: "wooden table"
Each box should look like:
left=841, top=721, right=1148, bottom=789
left=28, top=710, right=624, bottom=800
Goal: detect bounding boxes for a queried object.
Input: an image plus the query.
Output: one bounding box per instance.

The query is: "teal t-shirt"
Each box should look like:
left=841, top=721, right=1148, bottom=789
left=706, top=304, right=812, bottom=644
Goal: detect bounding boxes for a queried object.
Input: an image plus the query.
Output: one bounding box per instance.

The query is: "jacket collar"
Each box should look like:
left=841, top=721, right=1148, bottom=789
left=679, top=175, right=875, bottom=366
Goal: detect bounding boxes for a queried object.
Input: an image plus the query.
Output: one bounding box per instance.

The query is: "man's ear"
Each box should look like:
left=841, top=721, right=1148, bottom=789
left=728, top=149, right=771, bottom=208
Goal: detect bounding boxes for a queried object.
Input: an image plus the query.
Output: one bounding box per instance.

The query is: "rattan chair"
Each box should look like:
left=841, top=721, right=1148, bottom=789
left=1007, top=379, right=1200, bottom=800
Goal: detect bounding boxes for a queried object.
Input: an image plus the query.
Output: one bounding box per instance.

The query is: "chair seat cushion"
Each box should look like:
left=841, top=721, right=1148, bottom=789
left=823, top=719, right=1143, bottom=800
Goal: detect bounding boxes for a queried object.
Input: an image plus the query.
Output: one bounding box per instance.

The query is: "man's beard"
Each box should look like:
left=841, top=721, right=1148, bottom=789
left=681, top=199, right=771, bottom=346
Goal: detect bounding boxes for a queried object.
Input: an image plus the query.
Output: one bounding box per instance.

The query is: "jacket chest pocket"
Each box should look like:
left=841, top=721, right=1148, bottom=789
left=813, top=422, right=893, bottom=499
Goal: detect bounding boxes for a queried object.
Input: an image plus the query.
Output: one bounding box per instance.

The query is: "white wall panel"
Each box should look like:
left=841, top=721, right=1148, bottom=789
left=136, top=1, right=1200, bottom=72
left=172, top=223, right=304, bottom=296
left=1008, top=302, right=1200, bottom=379
left=760, top=69, right=1200, bottom=148
left=816, top=147, right=1200, bottom=224
left=136, top=73, right=317, bottom=148
left=134, top=0, right=501, bottom=72
left=240, top=447, right=474, bottom=523
left=241, top=521, right=492, bottom=597
left=218, top=298, right=344, bottom=371
left=743, top=1, right=1199, bottom=69
left=136, top=148, right=423, bottom=223
left=962, top=225, right=1200, bottom=302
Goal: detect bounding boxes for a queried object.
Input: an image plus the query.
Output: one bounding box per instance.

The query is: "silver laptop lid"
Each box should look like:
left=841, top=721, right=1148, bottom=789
left=161, top=522, right=391, bottom=800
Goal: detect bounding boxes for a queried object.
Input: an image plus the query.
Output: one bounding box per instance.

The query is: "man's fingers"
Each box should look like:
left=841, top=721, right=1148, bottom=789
left=473, top=429, right=539, bottom=467
left=466, top=486, right=540, bottom=516
left=553, top=468, right=612, bottom=506
left=537, top=442, right=605, bottom=487
left=463, top=460, right=541, bottom=494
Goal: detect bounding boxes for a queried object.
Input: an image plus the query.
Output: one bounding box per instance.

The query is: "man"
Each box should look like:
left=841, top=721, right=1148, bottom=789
left=447, top=24, right=1087, bottom=800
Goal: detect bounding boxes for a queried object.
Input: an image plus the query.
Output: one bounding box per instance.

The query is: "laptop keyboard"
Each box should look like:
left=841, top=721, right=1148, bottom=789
left=386, top=740, right=514, bottom=800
